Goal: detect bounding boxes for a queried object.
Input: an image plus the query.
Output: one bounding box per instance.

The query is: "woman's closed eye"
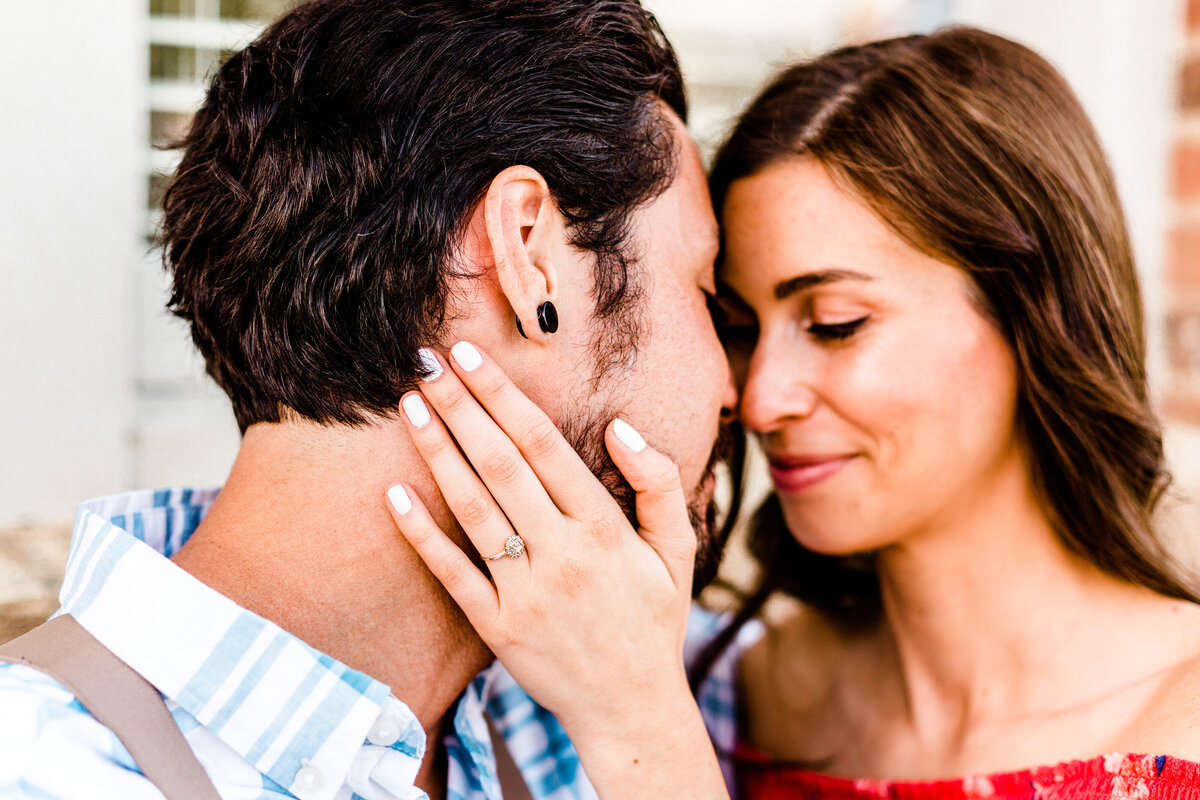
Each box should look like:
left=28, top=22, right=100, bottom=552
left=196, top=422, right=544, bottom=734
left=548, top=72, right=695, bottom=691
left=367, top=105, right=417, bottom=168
left=807, top=316, right=869, bottom=342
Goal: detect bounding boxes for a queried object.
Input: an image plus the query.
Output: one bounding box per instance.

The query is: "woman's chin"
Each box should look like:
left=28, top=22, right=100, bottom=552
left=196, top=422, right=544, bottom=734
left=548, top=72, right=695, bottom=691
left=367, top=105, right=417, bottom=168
left=780, top=508, right=883, bottom=557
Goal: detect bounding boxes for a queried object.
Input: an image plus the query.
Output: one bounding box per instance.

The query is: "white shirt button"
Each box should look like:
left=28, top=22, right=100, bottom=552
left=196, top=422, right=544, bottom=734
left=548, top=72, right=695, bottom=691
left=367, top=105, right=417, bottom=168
left=295, top=765, right=324, bottom=792
left=368, top=718, right=402, bottom=746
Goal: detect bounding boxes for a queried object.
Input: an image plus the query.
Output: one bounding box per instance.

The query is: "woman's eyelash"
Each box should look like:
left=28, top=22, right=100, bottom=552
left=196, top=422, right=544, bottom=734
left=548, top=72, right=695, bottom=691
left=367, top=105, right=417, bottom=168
left=807, top=317, right=868, bottom=341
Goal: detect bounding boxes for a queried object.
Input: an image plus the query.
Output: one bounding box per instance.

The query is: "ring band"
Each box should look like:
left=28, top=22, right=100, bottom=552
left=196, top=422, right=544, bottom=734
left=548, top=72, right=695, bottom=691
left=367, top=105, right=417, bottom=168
left=485, top=534, right=526, bottom=561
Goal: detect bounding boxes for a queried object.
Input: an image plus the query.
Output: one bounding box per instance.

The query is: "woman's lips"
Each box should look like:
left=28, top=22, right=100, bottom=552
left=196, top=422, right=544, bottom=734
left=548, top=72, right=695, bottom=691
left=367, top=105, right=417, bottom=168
left=767, top=455, right=854, bottom=492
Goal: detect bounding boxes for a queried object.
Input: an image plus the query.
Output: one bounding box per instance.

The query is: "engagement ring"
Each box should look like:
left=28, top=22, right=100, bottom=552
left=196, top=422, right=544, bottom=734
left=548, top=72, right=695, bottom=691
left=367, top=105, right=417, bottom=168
left=485, top=534, right=526, bottom=561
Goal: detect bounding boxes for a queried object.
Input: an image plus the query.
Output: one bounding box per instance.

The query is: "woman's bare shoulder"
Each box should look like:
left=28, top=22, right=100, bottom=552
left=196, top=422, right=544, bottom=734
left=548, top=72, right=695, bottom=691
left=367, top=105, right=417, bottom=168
left=1134, top=656, right=1200, bottom=744
left=1116, top=607, right=1200, bottom=760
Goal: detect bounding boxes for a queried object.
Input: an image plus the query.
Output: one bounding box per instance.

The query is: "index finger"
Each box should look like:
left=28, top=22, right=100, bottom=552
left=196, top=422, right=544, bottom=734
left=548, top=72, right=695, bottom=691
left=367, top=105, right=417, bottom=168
left=442, top=340, right=619, bottom=520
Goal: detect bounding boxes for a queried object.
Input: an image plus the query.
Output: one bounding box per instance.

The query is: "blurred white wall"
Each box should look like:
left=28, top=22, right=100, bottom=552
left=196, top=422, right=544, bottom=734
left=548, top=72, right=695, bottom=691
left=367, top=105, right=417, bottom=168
left=0, top=2, right=144, bottom=527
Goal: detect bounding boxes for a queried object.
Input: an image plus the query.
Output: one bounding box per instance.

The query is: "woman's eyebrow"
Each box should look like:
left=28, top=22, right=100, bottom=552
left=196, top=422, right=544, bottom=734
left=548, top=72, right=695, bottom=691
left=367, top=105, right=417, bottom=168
left=774, top=269, right=874, bottom=300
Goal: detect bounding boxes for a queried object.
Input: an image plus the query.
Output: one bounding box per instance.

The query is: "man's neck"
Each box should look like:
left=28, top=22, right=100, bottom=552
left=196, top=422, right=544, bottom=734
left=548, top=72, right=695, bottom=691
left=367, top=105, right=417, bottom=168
left=170, top=419, right=492, bottom=790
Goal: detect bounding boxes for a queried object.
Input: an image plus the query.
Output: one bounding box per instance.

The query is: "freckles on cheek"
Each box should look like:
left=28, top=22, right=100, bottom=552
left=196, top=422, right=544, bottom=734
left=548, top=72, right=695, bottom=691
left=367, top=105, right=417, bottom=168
left=832, top=325, right=974, bottom=462
left=835, top=334, right=926, bottom=424
left=882, top=322, right=1014, bottom=469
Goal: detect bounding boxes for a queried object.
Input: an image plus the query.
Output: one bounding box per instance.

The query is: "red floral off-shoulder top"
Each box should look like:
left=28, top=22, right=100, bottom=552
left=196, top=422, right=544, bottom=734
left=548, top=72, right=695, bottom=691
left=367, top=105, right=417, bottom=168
left=737, top=750, right=1200, bottom=800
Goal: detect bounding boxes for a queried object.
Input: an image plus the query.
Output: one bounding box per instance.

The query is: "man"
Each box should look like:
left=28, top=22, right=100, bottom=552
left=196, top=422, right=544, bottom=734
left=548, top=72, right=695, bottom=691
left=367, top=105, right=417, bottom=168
left=0, top=1, right=735, bottom=798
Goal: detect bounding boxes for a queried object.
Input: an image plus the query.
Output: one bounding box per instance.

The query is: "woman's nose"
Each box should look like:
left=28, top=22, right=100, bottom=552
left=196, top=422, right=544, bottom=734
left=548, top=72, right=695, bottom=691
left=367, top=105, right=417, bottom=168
left=737, top=342, right=818, bottom=433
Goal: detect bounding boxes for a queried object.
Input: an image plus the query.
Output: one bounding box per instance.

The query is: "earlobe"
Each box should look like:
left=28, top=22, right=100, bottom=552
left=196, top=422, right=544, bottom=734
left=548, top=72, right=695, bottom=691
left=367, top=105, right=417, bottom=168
left=515, top=302, right=559, bottom=339
left=483, top=166, right=562, bottom=340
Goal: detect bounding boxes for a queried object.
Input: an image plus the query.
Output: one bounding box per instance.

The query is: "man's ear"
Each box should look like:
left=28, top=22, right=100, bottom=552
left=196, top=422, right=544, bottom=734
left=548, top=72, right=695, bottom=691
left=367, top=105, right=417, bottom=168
left=483, top=166, right=563, bottom=340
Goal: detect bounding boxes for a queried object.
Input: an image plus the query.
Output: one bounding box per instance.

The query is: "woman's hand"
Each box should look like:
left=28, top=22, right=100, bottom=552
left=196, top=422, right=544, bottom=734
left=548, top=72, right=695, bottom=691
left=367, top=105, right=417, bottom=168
left=384, top=341, right=727, bottom=800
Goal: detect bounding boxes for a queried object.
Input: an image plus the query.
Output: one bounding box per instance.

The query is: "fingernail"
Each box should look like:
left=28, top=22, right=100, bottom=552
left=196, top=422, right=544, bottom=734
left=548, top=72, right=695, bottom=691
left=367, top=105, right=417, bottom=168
left=613, top=418, right=646, bottom=453
left=417, top=348, right=442, bottom=382
left=451, top=341, right=482, bottom=372
left=402, top=394, right=431, bottom=428
left=387, top=485, right=412, bottom=515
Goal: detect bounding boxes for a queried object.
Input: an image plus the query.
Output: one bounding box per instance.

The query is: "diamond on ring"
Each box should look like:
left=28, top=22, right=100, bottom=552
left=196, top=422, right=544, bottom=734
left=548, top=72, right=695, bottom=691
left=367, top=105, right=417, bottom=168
left=485, top=534, right=526, bottom=561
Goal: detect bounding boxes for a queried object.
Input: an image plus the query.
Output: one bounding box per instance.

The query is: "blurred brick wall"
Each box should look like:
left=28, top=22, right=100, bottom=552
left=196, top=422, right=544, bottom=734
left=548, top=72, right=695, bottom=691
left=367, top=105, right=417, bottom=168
left=1169, top=0, right=1200, bottom=418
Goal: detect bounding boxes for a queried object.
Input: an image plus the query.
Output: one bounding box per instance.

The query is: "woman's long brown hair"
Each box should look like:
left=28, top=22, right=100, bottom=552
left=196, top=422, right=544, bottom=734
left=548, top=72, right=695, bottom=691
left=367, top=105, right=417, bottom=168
left=692, top=26, right=1197, bottom=690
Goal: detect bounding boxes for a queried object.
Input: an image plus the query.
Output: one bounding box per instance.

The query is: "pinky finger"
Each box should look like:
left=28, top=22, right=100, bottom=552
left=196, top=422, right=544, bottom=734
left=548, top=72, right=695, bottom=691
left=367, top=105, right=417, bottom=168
left=603, top=421, right=696, bottom=591
left=385, top=484, right=500, bottom=625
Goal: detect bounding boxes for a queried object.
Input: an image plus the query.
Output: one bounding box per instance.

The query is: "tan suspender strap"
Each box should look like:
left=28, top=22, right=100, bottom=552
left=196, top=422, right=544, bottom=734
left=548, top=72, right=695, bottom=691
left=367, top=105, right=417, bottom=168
left=1, top=615, right=541, bottom=800
left=485, top=714, right=535, bottom=800
left=0, top=615, right=222, bottom=800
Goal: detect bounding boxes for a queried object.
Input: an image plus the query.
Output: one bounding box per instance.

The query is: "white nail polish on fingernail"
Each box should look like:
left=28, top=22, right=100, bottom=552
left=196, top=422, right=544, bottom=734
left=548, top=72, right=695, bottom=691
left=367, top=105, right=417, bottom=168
left=417, top=348, right=442, bottom=382
left=387, top=485, right=412, bottom=515
left=451, top=341, right=483, bottom=372
left=402, top=394, right=431, bottom=428
left=613, top=418, right=646, bottom=453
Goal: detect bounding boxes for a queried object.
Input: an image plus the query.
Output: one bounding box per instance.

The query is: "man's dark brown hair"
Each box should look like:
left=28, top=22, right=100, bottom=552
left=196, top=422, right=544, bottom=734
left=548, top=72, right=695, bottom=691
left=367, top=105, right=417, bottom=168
left=161, top=0, right=685, bottom=431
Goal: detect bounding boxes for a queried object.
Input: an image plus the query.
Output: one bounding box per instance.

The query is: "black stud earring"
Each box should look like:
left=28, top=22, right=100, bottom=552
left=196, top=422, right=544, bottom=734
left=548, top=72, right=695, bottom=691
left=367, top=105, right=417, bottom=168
left=516, top=302, right=559, bottom=339
left=537, top=301, right=558, bottom=334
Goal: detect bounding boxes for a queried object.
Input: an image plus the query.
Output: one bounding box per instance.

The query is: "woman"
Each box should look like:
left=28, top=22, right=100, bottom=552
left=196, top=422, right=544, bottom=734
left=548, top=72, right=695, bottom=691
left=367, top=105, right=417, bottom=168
left=386, top=26, right=1200, bottom=799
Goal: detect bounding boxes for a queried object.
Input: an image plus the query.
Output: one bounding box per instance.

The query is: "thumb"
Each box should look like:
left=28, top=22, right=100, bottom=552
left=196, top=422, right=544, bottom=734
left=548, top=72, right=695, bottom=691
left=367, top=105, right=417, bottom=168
left=605, top=418, right=697, bottom=590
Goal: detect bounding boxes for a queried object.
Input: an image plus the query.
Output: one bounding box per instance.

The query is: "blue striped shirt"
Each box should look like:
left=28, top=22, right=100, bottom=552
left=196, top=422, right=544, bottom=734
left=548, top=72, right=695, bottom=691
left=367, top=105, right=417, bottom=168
left=0, top=488, right=756, bottom=800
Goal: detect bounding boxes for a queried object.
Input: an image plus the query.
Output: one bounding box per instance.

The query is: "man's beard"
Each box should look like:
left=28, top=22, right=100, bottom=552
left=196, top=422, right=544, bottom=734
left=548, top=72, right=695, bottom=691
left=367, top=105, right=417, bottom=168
left=561, top=413, right=736, bottom=594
